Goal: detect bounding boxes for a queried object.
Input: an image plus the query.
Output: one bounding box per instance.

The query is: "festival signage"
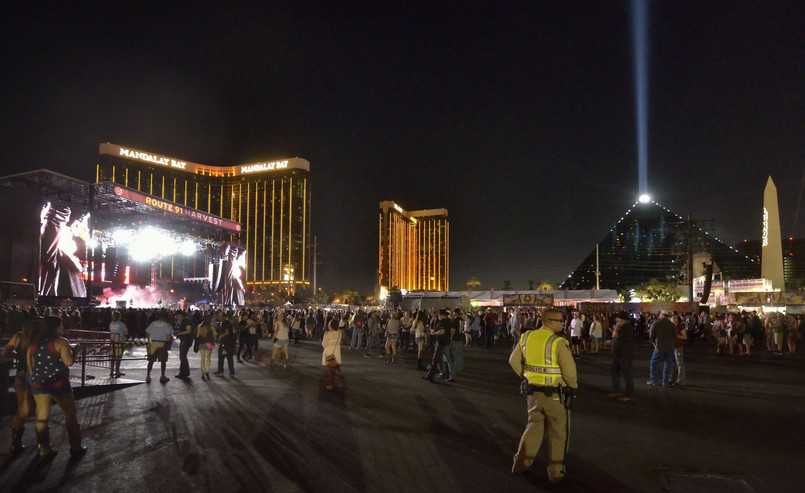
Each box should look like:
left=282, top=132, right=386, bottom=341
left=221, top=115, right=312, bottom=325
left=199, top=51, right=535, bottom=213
left=113, top=186, right=241, bottom=232
left=727, top=279, right=769, bottom=291
left=503, top=293, right=554, bottom=307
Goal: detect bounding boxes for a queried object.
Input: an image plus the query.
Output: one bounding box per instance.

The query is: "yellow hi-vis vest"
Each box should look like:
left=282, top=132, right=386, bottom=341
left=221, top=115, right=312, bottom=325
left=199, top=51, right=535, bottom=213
left=520, top=328, right=567, bottom=386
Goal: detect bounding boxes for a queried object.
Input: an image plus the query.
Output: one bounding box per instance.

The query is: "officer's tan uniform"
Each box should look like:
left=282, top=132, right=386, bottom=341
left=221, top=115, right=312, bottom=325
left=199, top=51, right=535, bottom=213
left=509, top=319, right=578, bottom=482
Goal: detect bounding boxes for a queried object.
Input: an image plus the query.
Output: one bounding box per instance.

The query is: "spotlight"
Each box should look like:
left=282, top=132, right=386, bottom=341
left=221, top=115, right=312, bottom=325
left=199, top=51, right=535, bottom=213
left=638, top=194, right=651, bottom=204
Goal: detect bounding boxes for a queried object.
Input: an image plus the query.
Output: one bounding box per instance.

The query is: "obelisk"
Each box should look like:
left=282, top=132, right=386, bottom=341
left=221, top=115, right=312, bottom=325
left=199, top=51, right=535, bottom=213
left=761, top=176, right=785, bottom=290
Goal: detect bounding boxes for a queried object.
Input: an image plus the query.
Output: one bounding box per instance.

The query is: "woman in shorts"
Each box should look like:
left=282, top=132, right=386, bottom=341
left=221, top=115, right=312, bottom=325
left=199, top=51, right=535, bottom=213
left=413, top=311, right=427, bottom=370
left=590, top=314, right=603, bottom=354
left=2, top=317, right=38, bottom=454
left=27, top=316, right=86, bottom=458
left=270, top=312, right=291, bottom=368
left=196, top=316, right=217, bottom=380
left=711, top=314, right=728, bottom=354
left=384, top=310, right=400, bottom=365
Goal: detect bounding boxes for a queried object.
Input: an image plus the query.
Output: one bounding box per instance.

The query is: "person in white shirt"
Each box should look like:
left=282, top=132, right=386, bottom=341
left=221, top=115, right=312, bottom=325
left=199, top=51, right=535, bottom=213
left=108, top=311, right=128, bottom=377
left=569, top=313, right=583, bottom=356
left=145, top=310, right=174, bottom=384
left=590, top=314, right=603, bottom=354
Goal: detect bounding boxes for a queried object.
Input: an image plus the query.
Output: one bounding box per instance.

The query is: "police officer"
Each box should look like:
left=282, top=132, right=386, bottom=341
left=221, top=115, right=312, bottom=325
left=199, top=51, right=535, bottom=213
left=509, top=308, right=578, bottom=483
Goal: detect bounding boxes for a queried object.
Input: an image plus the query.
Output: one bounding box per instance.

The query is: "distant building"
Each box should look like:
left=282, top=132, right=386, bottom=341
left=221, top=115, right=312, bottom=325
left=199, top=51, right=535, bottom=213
left=96, top=143, right=311, bottom=292
left=736, top=238, right=805, bottom=290
left=560, top=200, right=759, bottom=293
left=378, top=201, right=449, bottom=293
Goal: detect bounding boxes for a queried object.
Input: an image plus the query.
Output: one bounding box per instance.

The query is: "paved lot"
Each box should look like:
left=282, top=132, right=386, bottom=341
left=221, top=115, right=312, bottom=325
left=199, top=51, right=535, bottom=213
left=1, top=337, right=803, bottom=492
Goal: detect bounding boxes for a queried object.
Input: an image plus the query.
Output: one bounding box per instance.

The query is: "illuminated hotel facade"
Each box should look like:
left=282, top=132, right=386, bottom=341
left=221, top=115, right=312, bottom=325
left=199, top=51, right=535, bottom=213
left=378, top=201, right=449, bottom=293
left=96, top=143, right=311, bottom=291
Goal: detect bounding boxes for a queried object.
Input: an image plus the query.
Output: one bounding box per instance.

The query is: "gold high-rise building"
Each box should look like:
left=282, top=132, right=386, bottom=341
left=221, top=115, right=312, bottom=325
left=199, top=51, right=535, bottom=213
left=378, top=201, right=449, bottom=293
left=96, top=143, right=311, bottom=291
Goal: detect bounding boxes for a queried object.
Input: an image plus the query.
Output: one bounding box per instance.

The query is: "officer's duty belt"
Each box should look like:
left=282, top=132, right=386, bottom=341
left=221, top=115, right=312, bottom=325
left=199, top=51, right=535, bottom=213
left=527, top=385, right=560, bottom=396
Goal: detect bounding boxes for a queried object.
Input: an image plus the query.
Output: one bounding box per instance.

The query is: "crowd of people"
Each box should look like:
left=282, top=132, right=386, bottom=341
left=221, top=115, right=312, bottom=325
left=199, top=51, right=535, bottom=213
left=2, top=301, right=801, bottom=467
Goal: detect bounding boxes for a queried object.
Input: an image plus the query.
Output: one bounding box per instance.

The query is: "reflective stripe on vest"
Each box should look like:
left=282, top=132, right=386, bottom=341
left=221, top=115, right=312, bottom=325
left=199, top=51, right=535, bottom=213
left=522, top=328, right=567, bottom=386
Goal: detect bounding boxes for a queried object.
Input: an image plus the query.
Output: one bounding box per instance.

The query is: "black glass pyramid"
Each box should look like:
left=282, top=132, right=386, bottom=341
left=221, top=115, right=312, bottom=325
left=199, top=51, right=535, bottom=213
left=559, top=201, right=759, bottom=293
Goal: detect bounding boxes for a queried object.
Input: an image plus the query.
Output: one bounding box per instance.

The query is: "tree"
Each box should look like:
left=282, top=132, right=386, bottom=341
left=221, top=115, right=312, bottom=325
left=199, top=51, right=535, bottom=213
left=340, top=289, right=362, bottom=306
left=466, top=277, right=482, bottom=290
left=631, top=277, right=679, bottom=302
left=536, top=281, right=555, bottom=291
left=295, top=286, right=313, bottom=302
left=502, top=280, right=512, bottom=290
left=313, top=288, right=329, bottom=304
left=528, top=279, right=535, bottom=290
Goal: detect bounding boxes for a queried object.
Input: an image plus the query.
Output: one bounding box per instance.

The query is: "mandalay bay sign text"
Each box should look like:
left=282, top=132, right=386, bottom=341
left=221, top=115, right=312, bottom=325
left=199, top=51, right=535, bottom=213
left=119, top=147, right=187, bottom=169
left=240, top=160, right=289, bottom=174
left=101, top=143, right=311, bottom=175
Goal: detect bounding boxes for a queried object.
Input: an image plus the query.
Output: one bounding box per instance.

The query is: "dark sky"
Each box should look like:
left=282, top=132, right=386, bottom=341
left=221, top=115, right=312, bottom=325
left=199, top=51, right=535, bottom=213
left=2, top=2, right=804, bottom=293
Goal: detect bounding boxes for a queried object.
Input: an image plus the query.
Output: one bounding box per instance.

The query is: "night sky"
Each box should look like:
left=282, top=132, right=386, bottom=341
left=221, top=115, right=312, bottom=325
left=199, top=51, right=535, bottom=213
left=2, top=2, right=804, bottom=293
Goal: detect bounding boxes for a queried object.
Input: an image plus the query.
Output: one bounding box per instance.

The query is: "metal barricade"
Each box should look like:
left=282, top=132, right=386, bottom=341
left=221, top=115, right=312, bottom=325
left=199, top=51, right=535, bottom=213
left=65, top=330, right=148, bottom=387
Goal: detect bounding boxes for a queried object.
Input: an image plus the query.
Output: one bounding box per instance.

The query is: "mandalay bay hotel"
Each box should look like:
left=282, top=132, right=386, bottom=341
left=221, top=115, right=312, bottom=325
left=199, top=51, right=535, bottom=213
left=378, top=200, right=449, bottom=299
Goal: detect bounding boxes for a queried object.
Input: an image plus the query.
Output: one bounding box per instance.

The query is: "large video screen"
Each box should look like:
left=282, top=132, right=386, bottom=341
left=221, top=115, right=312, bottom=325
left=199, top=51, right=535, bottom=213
left=211, top=242, right=246, bottom=307
left=38, top=202, right=90, bottom=297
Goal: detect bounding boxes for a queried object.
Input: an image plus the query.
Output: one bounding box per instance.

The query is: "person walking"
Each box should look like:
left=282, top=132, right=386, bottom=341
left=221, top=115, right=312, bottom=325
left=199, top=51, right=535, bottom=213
left=214, top=311, right=236, bottom=377
left=145, top=310, right=174, bottom=384
left=469, top=310, right=481, bottom=346
left=608, top=311, right=635, bottom=402
left=174, top=310, right=194, bottom=379
left=196, top=316, right=217, bottom=380
left=322, top=320, right=345, bottom=389
left=590, top=314, right=603, bottom=354
left=2, top=318, right=37, bottom=455
left=108, top=311, right=128, bottom=378
left=483, top=308, right=497, bottom=347
left=349, top=310, right=365, bottom=350
left=384, top=310, right=400, bottom=364
left=422, top=309, right=451, bottom=382
left=443, top=308, right=464, bottom=382
left=269, top=311, right=291, bottom=369
left=509, top=308, right=577, bottom=483
left=364, top=310, right=383, bottom=358
left=27, top=316, right=87, bottom=458
left=672, top=315, right=687, bottom=386
left=647, top=310, right=677, bottom=386
left=413, top=311, right=427, bottom=370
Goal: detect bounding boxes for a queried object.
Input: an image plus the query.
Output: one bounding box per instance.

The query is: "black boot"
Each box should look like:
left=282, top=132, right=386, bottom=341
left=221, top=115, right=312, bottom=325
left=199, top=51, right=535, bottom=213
left=416, top=358, right=424, bottom=370
left=36, top=425, right=56, bottom=458
left=11, top=426, right=25, bottom=455
left=67, top=424, right=87, bottom=458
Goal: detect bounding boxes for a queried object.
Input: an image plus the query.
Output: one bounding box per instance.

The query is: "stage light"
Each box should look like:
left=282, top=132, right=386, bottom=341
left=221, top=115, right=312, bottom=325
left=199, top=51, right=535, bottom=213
left=180, top=239, right=197, bottom=256
left=113, top=229, right=134, bottom=245
left=638, top=194, right=651, bottom=203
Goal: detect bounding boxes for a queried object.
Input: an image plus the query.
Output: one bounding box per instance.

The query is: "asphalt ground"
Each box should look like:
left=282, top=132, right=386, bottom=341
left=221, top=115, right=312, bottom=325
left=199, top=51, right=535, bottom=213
left=1, top=336, right=803, bottom=493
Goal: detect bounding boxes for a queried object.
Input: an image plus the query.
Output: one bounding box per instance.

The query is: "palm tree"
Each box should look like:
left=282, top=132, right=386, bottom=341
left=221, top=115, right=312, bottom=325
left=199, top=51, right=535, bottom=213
left=502, top=280, right=512, bottom=290
left=527, top=279, right=535, bottom=290
left=466, top=277, right=482, bottom=290
left=632, top=278, right=679, bottom=302
left=536, top=281, right=555, bottom=291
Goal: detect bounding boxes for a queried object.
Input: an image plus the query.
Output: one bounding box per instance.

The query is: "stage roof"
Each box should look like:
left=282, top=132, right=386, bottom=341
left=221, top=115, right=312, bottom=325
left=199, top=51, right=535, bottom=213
left=92, top=182, right=241, bottom=239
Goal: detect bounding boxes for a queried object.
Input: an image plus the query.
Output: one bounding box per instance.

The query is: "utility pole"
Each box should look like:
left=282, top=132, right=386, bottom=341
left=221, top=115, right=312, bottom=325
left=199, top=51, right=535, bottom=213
left=313, top=235, right=318, bottom=293
left=687, top=214, right=694, bottom=312
left=684, top=215, right=714, bottom=311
